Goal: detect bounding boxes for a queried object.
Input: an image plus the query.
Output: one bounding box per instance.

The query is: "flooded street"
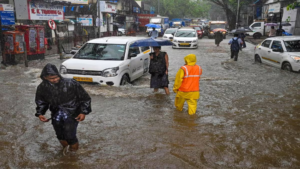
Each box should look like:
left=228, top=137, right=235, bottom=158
left=1, top=37, right=300, bottom=168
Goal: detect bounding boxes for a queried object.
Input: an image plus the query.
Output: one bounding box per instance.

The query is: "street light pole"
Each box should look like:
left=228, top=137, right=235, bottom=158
left=98, top=0, right=101, bottom=38
left=158, top=0, right=159, bottom=15
left=236, top=0, right=240, bottom=29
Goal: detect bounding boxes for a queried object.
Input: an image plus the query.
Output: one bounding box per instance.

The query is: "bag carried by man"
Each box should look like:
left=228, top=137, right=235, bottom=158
left=149, top=52, right=166, bottom=75
left=231, top=38, right=240, bottom=51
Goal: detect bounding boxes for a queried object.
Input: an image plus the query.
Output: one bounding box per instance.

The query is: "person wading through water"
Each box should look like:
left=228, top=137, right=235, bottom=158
left=35, top=63, right=91, bottom=155
left=173, top=54, right=202, bottom=115
left=214, top=31, right=223, bottom=46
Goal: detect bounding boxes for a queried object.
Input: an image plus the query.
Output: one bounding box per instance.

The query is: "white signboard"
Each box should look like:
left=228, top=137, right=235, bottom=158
left=78, top=17, right=93, bottom=26
left=0, top=4, right=13, bottom=11
left=100, top=1, right=117, bottom=13
left=268, top=2, right=281, bottom=13
left=54, top=0, right=88, bottom=4
left=28, top=2, right=64, bottom=20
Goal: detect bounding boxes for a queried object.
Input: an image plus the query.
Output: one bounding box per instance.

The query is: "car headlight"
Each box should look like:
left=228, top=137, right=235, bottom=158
left=291, top=56, right=300, bottom=63
left=60, top=65, right=67, bottom=74
left=210, top=32, right=214, bottom=34
left=163, top=36, right=167, bottom=38
left=102, top=67, right=119, bottom=77
left=222, top=32, right=226, bottom=34
left=192, top=40, right=197, bottom=43
left=173, top=39, right=178, bottom=42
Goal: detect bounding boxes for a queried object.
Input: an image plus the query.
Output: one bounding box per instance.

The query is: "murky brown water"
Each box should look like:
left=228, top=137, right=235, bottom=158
left=1, top=37, right=300, bottom=168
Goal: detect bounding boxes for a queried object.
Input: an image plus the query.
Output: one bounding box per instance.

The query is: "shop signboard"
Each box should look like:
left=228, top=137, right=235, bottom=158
left=28, top=2, right=64, bottom=20
left=77, top=17, right=93, bottom=26
left=54, top=0, right=88, bottom=4
left=0, top=4, right=15, bottom=25
left=268, top=2, right=281, bottom=13
left=100, top=1, right=117, bottom=13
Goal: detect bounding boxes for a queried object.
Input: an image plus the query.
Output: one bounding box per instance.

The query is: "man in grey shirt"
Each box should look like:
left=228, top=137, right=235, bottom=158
left=150, top=28, right=158, bottom=39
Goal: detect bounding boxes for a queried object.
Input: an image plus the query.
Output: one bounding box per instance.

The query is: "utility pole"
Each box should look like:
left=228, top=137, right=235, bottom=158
left=236, top=0, right=240, bottom=29
left=158, top=0, right=159, bottom=15
left=98, top=0, right=101, bottom=38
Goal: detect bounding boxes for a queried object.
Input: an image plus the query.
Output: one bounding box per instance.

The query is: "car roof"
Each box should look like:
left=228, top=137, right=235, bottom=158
left=265, top=36, right=300, bottom=41
left=166, top=28, right=178, bottom=30
left=87, top=36, right=148, bottom=44
left=179, top=27, right=195, bottom=30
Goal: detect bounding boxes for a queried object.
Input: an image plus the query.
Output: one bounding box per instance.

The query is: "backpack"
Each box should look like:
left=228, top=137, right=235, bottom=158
left=231, top=38, right=240, bottom=51
left=149, top=52, right=166, bottom=75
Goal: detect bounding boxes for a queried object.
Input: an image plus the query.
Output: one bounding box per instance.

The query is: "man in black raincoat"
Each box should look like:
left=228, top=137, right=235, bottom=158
left=35, top=63, right=91, bottom=154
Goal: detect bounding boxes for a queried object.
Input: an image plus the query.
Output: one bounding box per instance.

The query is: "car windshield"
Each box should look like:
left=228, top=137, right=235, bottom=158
left=193, top=27, right=201, bottom=30
left=165, top=29, right=177, bottom=34
left=175, top=30, right=196, bottom=37
left=210, top=24, right=226, bottom=30
left=74, top=43, right=126, bottom=60
left=284, top=40, right=300, bottom=52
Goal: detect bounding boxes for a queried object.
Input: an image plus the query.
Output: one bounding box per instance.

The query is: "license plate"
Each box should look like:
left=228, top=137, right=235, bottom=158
left=170, top=39, right=173, bottom=41
left=180, top=43, right=190, bottom=46
left=73, top=77, right=93, bottom=82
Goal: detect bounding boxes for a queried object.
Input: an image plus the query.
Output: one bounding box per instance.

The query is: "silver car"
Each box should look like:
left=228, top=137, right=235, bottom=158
left=254, top=36, right=300, bottom=72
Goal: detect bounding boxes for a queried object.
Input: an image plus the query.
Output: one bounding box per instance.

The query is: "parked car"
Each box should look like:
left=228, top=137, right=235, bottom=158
left=172, top=27, right=198, bottom=49
left=60, top=37, right=151, bottom=86
left=189, top=26, right=203, bottom=39
left=254, top=36, right=300, bottom=72
left=162, top=28, right=178, bottom=41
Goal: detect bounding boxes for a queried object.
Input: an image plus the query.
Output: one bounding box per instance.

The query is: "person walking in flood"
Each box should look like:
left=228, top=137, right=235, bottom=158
left=150, top=28, right=158, bottom=39
left=228, top=34, right=243, bottom=61
left=149, top=46, right=170, bottom=95
left=173, top=54, right=202, bottom=115
left=35, top=63, right=91, bottom=155
left=214, top=31, right=223, bottom=46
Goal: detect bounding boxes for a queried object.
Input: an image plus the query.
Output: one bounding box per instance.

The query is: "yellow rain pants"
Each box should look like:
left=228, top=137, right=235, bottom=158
left=174, top=97, right=198, bottom=115
left=173, top=54, right=201, bottom=115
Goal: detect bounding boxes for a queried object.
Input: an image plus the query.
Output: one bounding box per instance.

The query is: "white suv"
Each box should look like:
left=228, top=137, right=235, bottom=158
left=60, top=37, right=151, bottom=86
left=172, top=28, right=198, bottom=49
left=254, top=36, right=300, bottom=72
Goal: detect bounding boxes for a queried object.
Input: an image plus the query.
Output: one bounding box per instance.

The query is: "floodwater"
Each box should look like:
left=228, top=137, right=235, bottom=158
left=1, top=37, right=300, bottom=168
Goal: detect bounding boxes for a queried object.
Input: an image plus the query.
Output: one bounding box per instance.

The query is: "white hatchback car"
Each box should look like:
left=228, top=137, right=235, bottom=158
left=172, top=28, right=198, bottom=49
left=60, top=37, right=151, bottom=86
left=162, top=28, right=178, bottom=41
left=254, top=36, right=300, bottom=72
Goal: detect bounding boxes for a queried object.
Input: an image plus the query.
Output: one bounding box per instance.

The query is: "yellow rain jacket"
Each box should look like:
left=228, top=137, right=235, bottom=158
left=173, top=54, right=202, bottom=115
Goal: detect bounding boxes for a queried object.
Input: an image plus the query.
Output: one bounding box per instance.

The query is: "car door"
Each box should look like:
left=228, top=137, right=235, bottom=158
left=140, top=46, right=151, bottom=74
left=128, top=45, right=142, bottom=80
left=251, top=22, right=262, bottom=33
left=259, top=40, right=272, bottom=65
left=268, top=40, right=284, bottom=68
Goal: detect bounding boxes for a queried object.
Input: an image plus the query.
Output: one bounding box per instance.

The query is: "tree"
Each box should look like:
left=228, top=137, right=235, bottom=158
left=206, top=0, right=253, bottom=30
left=287, top=1, right=300, bottom=10
left=142, top=0, right=210, bottom=19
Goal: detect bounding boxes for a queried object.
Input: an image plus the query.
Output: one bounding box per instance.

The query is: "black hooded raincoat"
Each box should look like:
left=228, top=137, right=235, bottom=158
left=35, top=64, right=91, bottom=118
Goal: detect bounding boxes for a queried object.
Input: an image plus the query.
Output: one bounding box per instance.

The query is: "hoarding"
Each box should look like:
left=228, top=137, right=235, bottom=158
left=54, top=0, right=88, bottom=4
left=77, top=17, right=93, bottom=26
left=28, top=2, right=64, bottom=20
left=0, top=4, right=15, bottom=25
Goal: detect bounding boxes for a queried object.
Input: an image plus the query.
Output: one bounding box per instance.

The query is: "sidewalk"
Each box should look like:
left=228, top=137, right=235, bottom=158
left=245, top=36, right=267, bottom=46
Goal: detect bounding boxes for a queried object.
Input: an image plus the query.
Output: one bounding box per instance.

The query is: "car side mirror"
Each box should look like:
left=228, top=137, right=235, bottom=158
left=171, top=33, right=175, bottom=36
left=272, top=48, right=283, bottom=53
left=129, top=53, right=137, bottom=59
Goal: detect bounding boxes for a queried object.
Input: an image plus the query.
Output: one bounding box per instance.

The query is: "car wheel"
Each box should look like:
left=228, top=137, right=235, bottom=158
left=120, top=74, right=130, bottom=85
left=282, top=62, right=293, bottom=72
left=253, top=33, right=262, bottom=39
left=117, top=31, right=122, bottom=36
left=255, top=54, right=262, bottom=63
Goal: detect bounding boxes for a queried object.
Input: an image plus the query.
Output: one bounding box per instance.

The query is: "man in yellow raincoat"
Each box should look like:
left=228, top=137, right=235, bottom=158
left=173, top=54, right=202, bottom=115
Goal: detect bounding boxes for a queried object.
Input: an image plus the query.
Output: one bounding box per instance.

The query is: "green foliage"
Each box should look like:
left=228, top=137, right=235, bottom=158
left=287, top=2, right=300, bottom=10
left=142, top=0, right=210, bottom=18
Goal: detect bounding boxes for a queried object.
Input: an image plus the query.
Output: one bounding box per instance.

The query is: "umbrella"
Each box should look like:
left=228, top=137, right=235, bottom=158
left=130, top=38, right=173, bottom=47
left=145, top=24, right=161, bottom=28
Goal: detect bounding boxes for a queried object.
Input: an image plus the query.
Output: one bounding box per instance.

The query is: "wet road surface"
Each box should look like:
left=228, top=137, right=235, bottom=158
left=1, top=36, right=300, bottom=168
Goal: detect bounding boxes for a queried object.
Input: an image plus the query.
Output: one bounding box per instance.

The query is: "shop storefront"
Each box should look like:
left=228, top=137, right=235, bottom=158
left=267, top=2, right=281, bottom=23
left=97, top=1, right=117, bottom=36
